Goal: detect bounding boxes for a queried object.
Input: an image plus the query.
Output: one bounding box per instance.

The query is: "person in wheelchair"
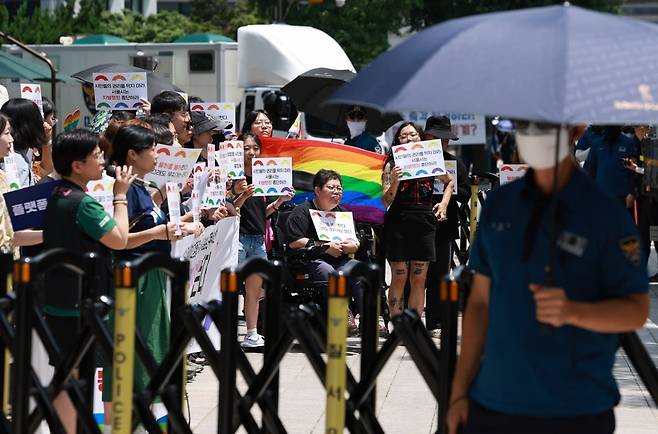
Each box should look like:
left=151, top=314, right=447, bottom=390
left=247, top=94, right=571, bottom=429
left=286, top=169, right=363, bottom=335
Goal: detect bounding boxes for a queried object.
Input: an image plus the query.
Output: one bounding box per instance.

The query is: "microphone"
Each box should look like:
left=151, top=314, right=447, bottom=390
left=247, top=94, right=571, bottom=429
left=105, top=165, right=159, bottom=189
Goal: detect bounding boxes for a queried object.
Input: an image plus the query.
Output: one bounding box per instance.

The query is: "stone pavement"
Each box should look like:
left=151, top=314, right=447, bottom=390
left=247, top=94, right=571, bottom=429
left=185, top=287, right=658, bottom=433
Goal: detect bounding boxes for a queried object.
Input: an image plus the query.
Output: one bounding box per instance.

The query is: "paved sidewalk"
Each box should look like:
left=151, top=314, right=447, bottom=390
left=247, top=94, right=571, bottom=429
left=186, top=288, right=658, bottom=433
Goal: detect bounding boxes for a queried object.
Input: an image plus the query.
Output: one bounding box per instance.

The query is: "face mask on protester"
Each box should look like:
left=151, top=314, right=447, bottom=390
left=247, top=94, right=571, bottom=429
left=347, top=121, right=367, bottom=138
left=515, top=125, right=570, bottom=170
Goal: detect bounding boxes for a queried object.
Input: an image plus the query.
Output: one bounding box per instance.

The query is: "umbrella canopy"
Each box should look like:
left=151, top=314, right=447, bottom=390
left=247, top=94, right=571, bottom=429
left=331, top=4, right=658, bottom=125
left=71, top=64, right=183, bottom=100
left=73, top=34, right=129, bottom=45
left=174, top=33, right=234, bottom=43
left=0, top=52, right=70, bottom=82
left=283, top=67, right=401, bottom=135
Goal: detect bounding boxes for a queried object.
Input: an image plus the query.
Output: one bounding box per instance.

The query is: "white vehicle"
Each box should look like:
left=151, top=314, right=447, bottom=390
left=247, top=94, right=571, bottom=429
left=1, top=24, right=355, bottom=138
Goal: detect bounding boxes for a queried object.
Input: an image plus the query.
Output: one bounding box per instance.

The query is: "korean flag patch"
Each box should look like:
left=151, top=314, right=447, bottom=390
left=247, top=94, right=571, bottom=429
left=620, top=236, right=641, bottom=266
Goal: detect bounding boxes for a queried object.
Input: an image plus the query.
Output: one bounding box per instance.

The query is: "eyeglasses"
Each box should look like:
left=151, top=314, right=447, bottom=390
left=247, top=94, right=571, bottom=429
left=325, top=185, right=343, bottom=193
left=88, top=151, right=104, bottom=162
left=398, top=131, right=420, bottom=141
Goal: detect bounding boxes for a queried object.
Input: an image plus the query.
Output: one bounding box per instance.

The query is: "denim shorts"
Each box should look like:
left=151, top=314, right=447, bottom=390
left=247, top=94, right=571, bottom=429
left=238, top=234, right=267, bottom=263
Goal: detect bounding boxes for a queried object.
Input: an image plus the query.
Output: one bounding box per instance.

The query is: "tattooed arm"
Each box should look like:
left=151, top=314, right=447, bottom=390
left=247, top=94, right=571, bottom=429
left=382, top=161, right=402, bottom=208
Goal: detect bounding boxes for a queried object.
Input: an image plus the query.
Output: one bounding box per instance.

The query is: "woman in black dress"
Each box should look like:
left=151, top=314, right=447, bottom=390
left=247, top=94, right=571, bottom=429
left=382, top=122, right=453, bottom=318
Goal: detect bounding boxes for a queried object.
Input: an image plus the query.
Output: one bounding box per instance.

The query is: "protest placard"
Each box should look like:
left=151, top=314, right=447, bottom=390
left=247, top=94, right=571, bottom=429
left=310, top=210, right=358, bottom=242
left=86, top=176, right=115, bottom=217
left=221, top=140, right=245, bottom=179
left=499, top=164, right=529, bottom=185
left=4, top=181, right=61, bottom=230
left=252, top=157, right=293, bottom=196
left=18, top=83, right=43, bottom=114
left=190, top=102, right=236, bottom=134
left=166, top=182, right=182, bottom=235
left=171, top=217, right=239, bottom=352
left=392, top=139, right=446, bottom=181
left=3, top=153, right=21, bottom=191
left=145, top=145, right=201, bottom=189
left=433, top=160, right=457, bottom=195
left=93, top=72, right=148, bottom=111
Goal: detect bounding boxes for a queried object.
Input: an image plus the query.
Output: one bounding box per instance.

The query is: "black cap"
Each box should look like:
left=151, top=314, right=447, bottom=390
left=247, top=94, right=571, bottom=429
left=191, top=111, right=232, bottom=135
left=424, top=115, right=459, bottom=140
left=347, top=105, right=367, bottom=120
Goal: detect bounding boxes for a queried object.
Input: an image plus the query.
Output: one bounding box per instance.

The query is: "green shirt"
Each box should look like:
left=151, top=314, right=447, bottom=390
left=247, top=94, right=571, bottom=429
left=43, top=180, right=115, bottom=316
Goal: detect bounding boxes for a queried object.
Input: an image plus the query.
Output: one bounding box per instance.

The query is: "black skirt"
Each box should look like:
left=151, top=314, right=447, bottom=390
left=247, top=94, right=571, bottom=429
left=384, top=209, right=437, bottom=262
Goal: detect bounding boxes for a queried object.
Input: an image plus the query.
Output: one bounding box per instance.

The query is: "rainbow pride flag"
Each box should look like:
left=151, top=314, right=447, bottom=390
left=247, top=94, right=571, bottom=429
left=261, top=137, right=386, bottom=224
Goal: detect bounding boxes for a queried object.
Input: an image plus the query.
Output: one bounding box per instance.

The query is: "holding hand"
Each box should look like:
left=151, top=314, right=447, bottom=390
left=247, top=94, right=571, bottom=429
left=530, top=284, right=573, bottom=327
left=340, top=240, right=359, bottom=254
left=277, top=188, right=296, bottom=204
left=138, top=98, right=151, bottom=115
left=234, top=179, right=248, bottom=194
left=325, top=241, right=343, bottom=258
left=112, top=165, right=136, bottom=196
left=211, top=205, right=229, bottom=221
left=433, top=202, right=448, bottom=221
left=391, top=166, right=403, bottom=184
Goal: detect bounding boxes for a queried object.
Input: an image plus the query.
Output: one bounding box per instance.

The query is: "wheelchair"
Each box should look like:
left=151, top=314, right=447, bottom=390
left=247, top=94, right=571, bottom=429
left=268, top=203, right=390, bottom=327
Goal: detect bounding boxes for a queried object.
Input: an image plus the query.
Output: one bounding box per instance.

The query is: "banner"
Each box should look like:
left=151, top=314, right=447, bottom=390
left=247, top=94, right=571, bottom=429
left=499, top=164, right=529, bottom=185
left=402, top=112, right=486, bottom=145
left=190, top=102, right=236, bottom=134
left=252, top=157, right=293, bottom=196
left=93, top=72, right=148, bottom=111
left=220, top=140, right=245, bottom=179
left=310, top=210, right=358, bottom=242
left=4, top=181, right=61, bottom=230
left=145, top=145, right=201, bottom=189
left=433, top=160, right=457, bottom=195
left=86, top=176, right=115, bottom=217
left=392, top=139, right=446, bottom=180
left=171, top=217, right=240, bottom=353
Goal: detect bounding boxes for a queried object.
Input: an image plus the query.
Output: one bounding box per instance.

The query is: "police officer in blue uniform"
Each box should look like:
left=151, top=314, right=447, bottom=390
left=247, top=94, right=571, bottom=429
left=585, top=125, right=639, bottom=208
left=447, top=122, right=649, bottom=434
left=344, top=106, right=382, bottom=153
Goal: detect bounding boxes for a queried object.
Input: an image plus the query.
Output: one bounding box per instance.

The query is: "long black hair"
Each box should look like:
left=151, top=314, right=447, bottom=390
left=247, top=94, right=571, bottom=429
left=0, top=98, right=45, bottom=152
left=384, top=121, right=423, bottom=167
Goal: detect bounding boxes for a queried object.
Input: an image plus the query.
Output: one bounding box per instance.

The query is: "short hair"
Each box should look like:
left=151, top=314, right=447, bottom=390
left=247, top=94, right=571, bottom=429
left=313, top=169, right=342, bottom=189
left=42, top=97, right=54, bottom=118
left=237, top=131, right=262, bottom=148
left=188, top=96, right=204, bottom=104
left=98, top=119, right=125, bottom=161
left=110, top=110, right=135, bottom=122
left=52, top=129, right=100, bottom=177
left=144, top=114, right=174, bottom=145
left=111, top=125, right=156, bottom=166
left=151, top=91, right=186, bottom=115
left=1, top=98, right=45, bottom=152
left=241, top=110, right=272, bottom=135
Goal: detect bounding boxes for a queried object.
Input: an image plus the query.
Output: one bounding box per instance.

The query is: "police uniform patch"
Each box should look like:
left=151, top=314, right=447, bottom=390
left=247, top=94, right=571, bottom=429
left=620, top=236, right=641, bottom=265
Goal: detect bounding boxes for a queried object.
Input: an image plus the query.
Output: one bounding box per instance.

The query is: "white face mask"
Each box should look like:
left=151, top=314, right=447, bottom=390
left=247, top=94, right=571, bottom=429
left=347, top=121, right=367, bottom=138
left=515, top=126, right=570, bottom=170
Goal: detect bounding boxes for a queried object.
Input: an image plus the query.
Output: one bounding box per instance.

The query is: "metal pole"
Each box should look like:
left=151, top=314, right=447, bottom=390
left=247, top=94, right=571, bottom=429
left=469, top=176, right=479, bottom=245
left=360, top=265, right=380, bottom=416
left=264, top=262, right=283, bottom=411
left=111, top=263, right=137, bottom=434
left=325, top=273, right=348, bottom=433
left=219, top=270, right=239, bottom=434
left=0, top=32, right=58, bottom=109
left=11, top=260, right=32, bottom=434
left=437, top=279, right=460, bottom=434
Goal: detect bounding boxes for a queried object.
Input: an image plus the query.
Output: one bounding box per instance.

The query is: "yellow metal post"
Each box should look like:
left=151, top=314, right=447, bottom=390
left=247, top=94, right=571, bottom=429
left=325, top=274, right=348, bottom=434
left=111, top=265, right=136, bottom=434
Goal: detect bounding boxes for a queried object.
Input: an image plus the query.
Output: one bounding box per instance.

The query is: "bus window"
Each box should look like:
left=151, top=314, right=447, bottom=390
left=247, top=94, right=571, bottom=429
left=189, top=52, right=214, bottom=73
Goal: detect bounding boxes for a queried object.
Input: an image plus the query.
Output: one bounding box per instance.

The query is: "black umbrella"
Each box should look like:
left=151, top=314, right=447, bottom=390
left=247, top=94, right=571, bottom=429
left=71, top=63, right=183, bottom=100
left=282, top=67, right=401, bottom=135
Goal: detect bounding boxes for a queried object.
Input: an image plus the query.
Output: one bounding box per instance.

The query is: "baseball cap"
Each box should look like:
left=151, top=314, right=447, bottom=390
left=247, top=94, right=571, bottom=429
left=424, top=115, right=459, bottom=140
left=191, top=111, right=232, bottom=135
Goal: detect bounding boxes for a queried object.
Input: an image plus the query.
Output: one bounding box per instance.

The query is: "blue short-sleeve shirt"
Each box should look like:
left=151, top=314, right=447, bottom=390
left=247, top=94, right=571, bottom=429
left=468, top=168, right=647, bottom=417
left=585, top=133, right=638, bottom=201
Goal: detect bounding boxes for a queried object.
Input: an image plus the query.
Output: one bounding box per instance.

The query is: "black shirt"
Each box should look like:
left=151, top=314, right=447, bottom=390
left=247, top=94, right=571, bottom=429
left=239, top=176, right=267, bottom=235
left=434, top=152, right=470, bottom=243
left=286, top=199, right=347, bottom=247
